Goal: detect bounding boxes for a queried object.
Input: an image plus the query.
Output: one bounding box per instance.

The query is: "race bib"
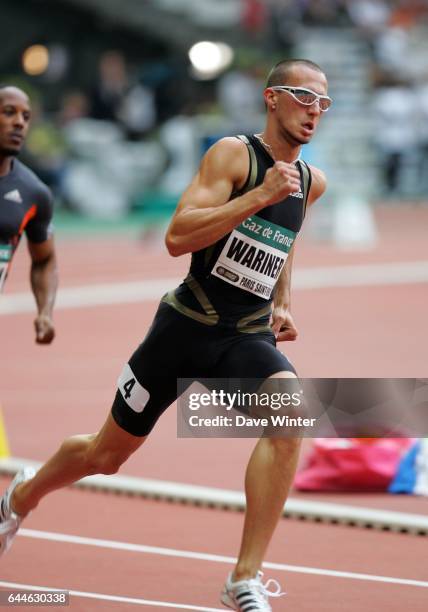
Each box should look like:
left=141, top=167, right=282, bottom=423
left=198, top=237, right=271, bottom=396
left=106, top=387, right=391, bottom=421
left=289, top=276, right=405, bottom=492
left=0, top=244, right=12, bottom=293
left=211, top=215, right=296, bottom=300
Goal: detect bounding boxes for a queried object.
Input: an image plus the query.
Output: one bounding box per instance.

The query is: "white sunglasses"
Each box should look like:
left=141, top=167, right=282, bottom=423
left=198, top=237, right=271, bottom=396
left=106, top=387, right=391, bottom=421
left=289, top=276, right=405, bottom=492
left=270, top=86, right=332, bottom=112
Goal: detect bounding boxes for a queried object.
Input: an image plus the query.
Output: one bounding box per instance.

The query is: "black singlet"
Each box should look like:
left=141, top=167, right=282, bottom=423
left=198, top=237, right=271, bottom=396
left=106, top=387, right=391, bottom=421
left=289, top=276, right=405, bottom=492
left=110, top=135, right=312, bottom=437
left=163, top=134, right=311, bottom=331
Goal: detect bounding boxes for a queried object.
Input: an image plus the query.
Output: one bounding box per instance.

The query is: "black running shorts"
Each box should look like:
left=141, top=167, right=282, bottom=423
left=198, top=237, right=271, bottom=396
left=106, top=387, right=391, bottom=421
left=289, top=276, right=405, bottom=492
left=111, top=301, right=296, bottom=436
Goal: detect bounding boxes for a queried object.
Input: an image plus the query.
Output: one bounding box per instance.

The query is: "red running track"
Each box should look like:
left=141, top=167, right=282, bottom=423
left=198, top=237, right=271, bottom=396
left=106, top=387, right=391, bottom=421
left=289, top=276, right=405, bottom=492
left=1, top=205, right=428, bottom=610
left=1, top=476, right=428, bottom=611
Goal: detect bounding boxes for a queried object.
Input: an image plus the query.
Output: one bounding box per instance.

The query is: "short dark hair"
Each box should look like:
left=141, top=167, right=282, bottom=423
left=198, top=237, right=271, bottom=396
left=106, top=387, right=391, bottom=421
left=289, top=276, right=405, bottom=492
left=266, top=59, right=325, bottom=87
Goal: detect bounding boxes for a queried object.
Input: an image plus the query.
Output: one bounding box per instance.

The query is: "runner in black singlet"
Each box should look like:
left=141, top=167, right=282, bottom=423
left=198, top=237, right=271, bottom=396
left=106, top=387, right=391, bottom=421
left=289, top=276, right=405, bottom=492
left=110, top=135, right=312, bottom=436
left=0, top=60, right=331, bottom=611
left=0, top=85, right=57, bottom=343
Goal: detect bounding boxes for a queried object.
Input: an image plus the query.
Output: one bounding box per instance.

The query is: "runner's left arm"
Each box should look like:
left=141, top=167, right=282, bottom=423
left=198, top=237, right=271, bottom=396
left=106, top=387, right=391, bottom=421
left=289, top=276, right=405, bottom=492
left=28, top=236, right=58, bottom=344
left=307, top=166, right=326, bottom=207
left=271, top=165, right=327, bottom=342
left=271, top=244, right=297, bottom=342
left=25, top=186, right=57, bottom=344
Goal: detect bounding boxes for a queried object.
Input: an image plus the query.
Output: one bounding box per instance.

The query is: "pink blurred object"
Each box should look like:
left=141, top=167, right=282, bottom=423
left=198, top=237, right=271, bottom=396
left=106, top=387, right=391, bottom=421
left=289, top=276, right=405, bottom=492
left=295, top=438, right=414, bottom=492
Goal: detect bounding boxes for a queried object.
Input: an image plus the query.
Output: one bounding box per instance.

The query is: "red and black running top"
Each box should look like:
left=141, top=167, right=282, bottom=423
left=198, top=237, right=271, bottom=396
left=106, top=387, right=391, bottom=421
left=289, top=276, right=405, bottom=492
left=0, top=158, right=53, bottom=292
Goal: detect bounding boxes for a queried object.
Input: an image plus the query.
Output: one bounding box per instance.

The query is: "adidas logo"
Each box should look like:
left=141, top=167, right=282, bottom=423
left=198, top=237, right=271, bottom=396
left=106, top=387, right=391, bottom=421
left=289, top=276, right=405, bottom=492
left=290, top=190, right=303, bottom=199
left=3, top=189, right=23, bottom=204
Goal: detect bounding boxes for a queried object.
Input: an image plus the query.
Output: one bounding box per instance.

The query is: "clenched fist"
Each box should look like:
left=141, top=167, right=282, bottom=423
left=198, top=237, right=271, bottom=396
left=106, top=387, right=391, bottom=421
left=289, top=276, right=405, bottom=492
left=271, top=307, right=298, bottom=342
left=260, top=162, right=301, bottom=206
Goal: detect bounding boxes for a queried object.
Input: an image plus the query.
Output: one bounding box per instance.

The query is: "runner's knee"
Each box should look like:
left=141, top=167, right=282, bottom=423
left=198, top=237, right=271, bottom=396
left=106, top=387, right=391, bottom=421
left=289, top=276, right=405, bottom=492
left=86, top=440, right=132, bottom=475
left=59, top=434, right=128, bottom=476
left=59, top=433, right=96, bottom=463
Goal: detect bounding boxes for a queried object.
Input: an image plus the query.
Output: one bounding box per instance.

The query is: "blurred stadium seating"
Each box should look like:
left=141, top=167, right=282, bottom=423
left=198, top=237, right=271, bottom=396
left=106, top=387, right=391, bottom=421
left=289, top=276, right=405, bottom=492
left=1, top=0, right=428, bottom=225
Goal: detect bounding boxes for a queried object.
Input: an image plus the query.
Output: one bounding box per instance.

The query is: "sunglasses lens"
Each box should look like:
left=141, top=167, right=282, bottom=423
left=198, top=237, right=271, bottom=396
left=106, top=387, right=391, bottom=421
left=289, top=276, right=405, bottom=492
left=293, top=89, right=317, bottom=105
left=292, top=89, right=331, bottom=111
left=319, top=98, right=331, bottom=111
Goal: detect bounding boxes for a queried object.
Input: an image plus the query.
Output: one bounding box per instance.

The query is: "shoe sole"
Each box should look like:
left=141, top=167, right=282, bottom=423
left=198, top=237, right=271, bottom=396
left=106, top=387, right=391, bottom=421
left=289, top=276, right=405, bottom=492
left=0, top=467, right=36, bottom=557
left=0, top=519, right=18, bottom=556
left=220, top=591, right=236, bottom=610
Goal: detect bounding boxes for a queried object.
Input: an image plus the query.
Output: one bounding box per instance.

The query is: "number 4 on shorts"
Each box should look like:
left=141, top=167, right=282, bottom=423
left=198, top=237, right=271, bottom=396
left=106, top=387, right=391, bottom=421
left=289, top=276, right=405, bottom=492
left=123, top=378, right=136, bottom=399
left=117, top=363, right=150, bottom=413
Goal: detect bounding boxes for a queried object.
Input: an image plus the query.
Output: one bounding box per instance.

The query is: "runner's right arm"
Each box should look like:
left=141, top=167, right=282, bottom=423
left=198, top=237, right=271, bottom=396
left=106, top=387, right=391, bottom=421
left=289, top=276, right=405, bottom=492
left=165, top=138, right=301, bottom=257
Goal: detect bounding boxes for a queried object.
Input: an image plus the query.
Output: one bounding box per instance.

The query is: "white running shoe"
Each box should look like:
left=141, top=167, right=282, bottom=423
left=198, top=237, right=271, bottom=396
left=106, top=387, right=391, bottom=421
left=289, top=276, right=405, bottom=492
left=0, top=467, right=35, bottom=556
left=221, top=571, right=285, bottom=611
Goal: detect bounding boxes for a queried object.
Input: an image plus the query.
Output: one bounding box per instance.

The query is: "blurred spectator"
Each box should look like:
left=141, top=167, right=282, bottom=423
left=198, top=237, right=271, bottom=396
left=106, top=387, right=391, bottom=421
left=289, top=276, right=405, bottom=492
left=372, top=81, right=418, bottom=196
left=369, top=1, right=428, bottom=84
left=347, top=0, right=391, bottom=38
left=389, top=0, right=428, bottom=29
left=373, top=25, right=410, bottom=81
left=90, top=50, right=129, bottom=122
left=217, top=65, right=264, bottom=127
left=90, top=50, right=156, bottom=139
left=21, top=99, right=68, bottom=200
left=117, top=84, right=156, bottom=139
left=57, top=90, right=89, bottom=126
left=159, top=115, right=199, bottom=196
left=241, top=0, right=268, bottom=35
left=302, top=0, right=350, bottom=26
left=417, top=79, right=428, bottom=195
left=268, top=0, right=303, bottom=53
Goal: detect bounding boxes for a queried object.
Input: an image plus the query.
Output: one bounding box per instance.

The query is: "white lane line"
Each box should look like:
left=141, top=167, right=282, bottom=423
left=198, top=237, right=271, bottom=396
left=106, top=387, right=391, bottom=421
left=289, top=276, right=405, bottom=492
left=18, top=528, right=428, bottom=589
left=0, top=277, right=177, bottom=315
left=1, top=260, right=428, bottom=315
left=2, top=457, right=428, bottom=535
left=0, top=581, right=224, bottom=611
left=295, top=260, right=428, bottom=289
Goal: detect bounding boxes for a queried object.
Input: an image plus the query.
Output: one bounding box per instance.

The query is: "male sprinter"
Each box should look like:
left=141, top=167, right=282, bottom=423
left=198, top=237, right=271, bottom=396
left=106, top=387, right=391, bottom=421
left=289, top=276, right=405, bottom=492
left=0, top=60, right=330, bottom=611
left=0, top=85, right=57, bottom=342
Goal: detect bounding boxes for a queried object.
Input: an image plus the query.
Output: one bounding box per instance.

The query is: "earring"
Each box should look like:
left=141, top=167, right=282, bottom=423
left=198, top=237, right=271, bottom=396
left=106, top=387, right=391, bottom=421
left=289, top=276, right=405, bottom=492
left=272, top=105, right=276, bottom=110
